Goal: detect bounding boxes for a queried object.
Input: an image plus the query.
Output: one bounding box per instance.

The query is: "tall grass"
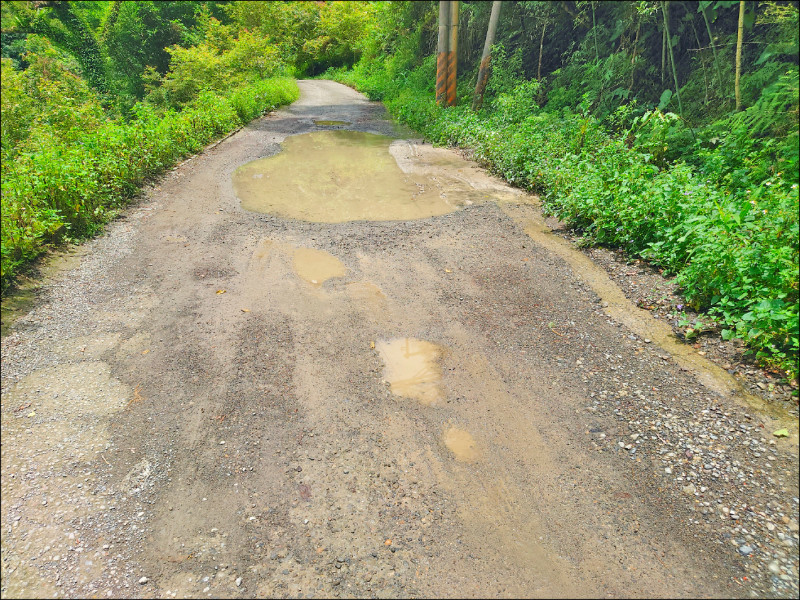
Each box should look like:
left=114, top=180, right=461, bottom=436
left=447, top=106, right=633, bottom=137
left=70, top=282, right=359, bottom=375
left=1, top=76, right=299, bottom=290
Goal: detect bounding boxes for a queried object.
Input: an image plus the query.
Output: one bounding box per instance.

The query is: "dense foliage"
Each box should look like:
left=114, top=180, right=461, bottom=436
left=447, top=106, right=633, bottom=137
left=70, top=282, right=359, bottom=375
left=328, top=1, right=798, bottom=380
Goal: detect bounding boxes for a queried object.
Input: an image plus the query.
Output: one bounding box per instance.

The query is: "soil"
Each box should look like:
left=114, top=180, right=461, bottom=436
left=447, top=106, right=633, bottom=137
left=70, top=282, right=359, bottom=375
left=2, top=80, right=798, bottom=599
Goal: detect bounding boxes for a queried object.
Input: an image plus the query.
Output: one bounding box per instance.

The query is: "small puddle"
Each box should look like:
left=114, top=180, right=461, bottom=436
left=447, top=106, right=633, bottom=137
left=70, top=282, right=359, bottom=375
left=292, top=248, right=346, bottom=286
left=443, top=427, right=479, bottom=462
left=233, top=131, right=521, bottom=222
left=376, top=338, right=445, bottom=405
left=314, top=120, right=351, bottom=127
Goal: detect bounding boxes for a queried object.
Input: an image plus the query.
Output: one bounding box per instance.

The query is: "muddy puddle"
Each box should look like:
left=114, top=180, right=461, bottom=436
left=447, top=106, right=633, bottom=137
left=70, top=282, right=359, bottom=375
left=292, top=248, right=346, bottom=286
left=443, top=427, right=479, bottom=462
left=233, top=131, right=527, bottom=222
left=500, top=205, right=798, bottom=437
left=376, top=338, right=445, bottom=405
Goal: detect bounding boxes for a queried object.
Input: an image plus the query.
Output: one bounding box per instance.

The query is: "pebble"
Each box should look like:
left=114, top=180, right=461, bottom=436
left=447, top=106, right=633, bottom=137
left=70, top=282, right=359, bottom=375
left=682, top=483, right=696, bottom=495
left=139, top=577, right=149, bottom=585
left=738, top=545, right=754, bottom=556
left=235, top=577, right=242, bottom=587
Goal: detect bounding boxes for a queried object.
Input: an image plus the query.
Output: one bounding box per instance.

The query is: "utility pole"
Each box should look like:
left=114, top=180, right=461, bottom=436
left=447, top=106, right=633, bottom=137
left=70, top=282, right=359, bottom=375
left=436, top=1, right=450, bottom=106
left=472, top=1, right=502, bottom=111
left=447, top=1, right=459, bottom=106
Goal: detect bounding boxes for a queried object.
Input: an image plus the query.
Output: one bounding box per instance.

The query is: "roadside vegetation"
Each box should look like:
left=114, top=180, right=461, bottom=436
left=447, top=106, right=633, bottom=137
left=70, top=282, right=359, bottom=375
left=1, top=1, right=375, bottom=293
left=1, top=1, right=797, bottom=381
left=328, top=1, right=799, bottom=381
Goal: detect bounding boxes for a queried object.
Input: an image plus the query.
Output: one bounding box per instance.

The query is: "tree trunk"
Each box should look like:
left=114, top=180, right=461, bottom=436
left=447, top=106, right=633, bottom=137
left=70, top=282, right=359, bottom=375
left=447, top=1, right=459, bottom=106
left=436, top=1, right=450, bottom=106
left=99, top=0, right=122, bottom=48
left=662, top=1, right=683, bottom=116
left=699, top=2, right=725, bottom=96
left=628, top=19, right=640, bottom=93
left=591, top=1, right=599, bottom=63
left=537, top=19, right=546, bottom=81
left=661, top=21, right=667, bottom=84
left=48, top=1, right=107, bottom=92
left=472, top=1, right=502, bottom=111
left=735, top=0, right=745, bottom=111
left=686, top=10, right=709, bottom=104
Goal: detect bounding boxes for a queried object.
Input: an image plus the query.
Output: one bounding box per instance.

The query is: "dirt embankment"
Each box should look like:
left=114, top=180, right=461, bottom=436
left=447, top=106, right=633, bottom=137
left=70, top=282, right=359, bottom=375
left=2, top=80, right=798, bottom=599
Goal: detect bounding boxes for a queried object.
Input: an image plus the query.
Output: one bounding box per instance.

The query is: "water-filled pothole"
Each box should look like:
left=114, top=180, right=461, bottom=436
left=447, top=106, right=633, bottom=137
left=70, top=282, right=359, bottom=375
left=233, top=131, right=518, bottom=222
left=292, top=248, right=346, bottom=286
left=376, top=337, right=445, bottom=405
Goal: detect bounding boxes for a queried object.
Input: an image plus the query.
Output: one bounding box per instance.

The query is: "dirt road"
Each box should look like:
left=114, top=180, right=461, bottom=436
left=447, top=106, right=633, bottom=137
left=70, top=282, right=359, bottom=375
left=2, top=80, right=798, bottom=599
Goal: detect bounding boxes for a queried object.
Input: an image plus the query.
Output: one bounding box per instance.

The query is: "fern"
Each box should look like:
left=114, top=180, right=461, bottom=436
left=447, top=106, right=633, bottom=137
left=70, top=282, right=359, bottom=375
left=735, top=67, right=799, bottom=136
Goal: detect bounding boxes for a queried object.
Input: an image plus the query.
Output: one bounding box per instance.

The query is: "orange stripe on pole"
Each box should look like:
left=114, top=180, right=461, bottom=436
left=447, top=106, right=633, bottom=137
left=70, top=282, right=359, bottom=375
left=436, top=1, right=450, bottom=106
left=436, top=53, right=448, bottom=105
left=447, top=51, right=457, bottom=106
left=446, top=1, right=459, bottom=106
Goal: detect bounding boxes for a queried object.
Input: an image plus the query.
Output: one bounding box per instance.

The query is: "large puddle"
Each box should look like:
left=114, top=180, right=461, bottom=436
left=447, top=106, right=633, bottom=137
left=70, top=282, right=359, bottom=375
left=233, top=131, right=524, bottom=222
left=376, top=338, right=445, bottom=405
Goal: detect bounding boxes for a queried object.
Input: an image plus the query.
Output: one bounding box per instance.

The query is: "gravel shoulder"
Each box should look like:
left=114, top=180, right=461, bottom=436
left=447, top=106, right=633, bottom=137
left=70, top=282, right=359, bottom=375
left=2, top=80, right=798, bottom=599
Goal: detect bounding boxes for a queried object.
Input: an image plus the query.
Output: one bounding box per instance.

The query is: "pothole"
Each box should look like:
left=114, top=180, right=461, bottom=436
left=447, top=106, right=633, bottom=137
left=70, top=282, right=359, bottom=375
left=376, top=337, right=445, bottom=405
left=233, top=131, right=521, bottom=222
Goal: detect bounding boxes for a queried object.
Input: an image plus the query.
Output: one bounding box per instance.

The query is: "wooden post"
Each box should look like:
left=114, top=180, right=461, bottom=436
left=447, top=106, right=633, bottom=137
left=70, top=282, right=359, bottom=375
left=436, top=1, right=450, bottom=106
left=447, top=0, right=459, bottom=106
left=472, top=1, right=502, bottom=111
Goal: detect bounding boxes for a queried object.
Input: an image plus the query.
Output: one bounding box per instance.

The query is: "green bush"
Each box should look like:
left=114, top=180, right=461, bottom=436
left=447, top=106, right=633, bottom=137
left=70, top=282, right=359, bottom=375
left=1, top=74, right=299, bottom=291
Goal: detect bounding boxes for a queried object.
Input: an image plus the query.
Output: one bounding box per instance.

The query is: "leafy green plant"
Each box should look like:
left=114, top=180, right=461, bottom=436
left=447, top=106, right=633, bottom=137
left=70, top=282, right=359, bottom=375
left=2, top=62, right=299, bottom=292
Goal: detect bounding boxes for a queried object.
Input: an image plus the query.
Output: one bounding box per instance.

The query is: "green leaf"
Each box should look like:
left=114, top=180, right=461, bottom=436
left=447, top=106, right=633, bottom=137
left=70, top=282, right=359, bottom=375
left=658, top=89, right=673, bottom=110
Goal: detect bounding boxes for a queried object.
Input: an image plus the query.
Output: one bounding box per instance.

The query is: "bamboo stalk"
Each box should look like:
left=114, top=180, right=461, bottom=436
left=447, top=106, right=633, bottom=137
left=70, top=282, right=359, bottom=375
left=662, top=1, right=683, bottom=117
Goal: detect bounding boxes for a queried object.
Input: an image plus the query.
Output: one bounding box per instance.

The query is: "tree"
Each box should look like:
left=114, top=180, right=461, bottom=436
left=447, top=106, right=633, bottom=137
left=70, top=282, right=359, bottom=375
left=5, top=0, right=108, bottom=91
left=472, top=0, right=501, bottom=111
left=662, top=1, right=683, bottom=117
left=735, top=0, right=745, bottom=110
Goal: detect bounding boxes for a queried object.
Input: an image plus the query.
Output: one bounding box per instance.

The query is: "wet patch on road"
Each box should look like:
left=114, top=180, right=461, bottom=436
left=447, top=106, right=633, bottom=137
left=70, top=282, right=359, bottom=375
left=443, top=427, right=479, bottom=462
left=292, top=248, right=346, bottom=287
left=313, top=120, right=351, bottom=127
left=376, top=338, right=445, bottom=405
